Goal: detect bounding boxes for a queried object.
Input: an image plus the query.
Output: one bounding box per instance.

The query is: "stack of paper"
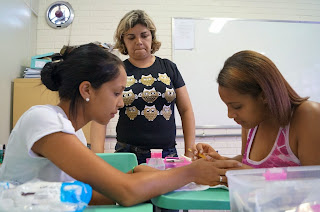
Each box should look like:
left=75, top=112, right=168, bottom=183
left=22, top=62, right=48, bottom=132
left=24, top=68, right=41, bottom=78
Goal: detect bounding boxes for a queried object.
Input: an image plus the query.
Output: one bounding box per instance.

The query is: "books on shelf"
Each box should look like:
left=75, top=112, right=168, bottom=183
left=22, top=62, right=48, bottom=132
left=24, top=68, right=41, bottom=78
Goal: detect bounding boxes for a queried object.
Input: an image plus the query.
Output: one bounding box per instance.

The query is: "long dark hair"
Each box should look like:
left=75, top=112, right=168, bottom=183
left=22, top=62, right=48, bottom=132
left=41, top=43, right=124, bottom=119
left=217, top=50, right=308, bottom=126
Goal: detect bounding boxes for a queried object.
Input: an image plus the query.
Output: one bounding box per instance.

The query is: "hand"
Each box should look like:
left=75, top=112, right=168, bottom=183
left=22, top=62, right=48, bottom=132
left=190, top=158, right=242, bottom=186
left=190, top=143, right=225, bottom=161
left=184, top=149, right=194, bottom=158
left=227, top=162, right=253, bottom=170
left=206, top=151, right=225, bottom=161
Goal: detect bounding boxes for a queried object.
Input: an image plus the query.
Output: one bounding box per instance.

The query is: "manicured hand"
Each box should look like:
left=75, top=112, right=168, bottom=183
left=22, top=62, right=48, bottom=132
left=190, top=143, right=225, bottom=161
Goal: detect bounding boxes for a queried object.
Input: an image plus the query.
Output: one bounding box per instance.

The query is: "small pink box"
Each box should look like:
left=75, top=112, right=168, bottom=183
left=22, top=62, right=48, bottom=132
left=146, top=157, right=191, bottom=169
left=164, top=157, right=191, bottom=169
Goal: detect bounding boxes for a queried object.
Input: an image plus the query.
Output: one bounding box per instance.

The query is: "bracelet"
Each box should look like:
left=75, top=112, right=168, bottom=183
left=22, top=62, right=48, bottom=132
left=131, top=166, right=136, bottom=173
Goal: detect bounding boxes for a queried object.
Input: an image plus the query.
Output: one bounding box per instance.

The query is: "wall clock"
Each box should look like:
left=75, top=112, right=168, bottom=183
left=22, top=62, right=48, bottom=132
left=46, top=1, right=74, bottom=29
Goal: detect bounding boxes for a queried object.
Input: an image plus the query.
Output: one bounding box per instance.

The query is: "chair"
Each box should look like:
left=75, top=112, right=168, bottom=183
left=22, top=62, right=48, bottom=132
left=84, top=204, right=153, bottom=212
left=85, top=153, right=152, bottom=211
left=96, top=153, right=138, bottom=173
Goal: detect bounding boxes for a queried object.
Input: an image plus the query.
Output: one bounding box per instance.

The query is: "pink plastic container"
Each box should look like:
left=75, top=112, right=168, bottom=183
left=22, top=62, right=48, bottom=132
left=146, top=157, right=191, bottom=169
left=164, top=157, right=191, bottom=169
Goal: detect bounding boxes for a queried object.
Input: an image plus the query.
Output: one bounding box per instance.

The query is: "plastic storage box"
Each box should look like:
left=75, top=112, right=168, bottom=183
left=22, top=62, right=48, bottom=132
left=226, top=166, right=320, bottom=212
left=163, top=157, right=191, bottom=169
left=146, top=157, right=191, bottom=169
left=30, top=52, right=54, bottom=69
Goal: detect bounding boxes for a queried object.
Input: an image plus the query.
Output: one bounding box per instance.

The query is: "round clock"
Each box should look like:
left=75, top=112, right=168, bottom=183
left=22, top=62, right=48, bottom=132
left=46, top=1, right=74, bottom=29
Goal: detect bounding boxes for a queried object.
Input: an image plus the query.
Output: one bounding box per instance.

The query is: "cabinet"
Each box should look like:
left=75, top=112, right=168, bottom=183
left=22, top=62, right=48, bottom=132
left=12, top=78, right=92, bottom=143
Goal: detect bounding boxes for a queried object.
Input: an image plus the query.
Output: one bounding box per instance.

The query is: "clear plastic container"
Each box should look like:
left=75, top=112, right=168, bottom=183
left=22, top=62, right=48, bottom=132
left=226, top=166, right=320, bottom=212
left=147, top=149, right=165, bottom=170
left=0, top=179, right=92, bottom=211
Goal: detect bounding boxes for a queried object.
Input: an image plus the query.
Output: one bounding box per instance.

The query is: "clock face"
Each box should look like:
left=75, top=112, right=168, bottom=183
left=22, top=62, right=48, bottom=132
left=46, top=1, right=74, bottom=29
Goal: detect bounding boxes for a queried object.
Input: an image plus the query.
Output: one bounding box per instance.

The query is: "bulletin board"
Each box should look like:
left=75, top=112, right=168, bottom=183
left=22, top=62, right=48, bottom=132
left=172, top=18, right=320, bottom=127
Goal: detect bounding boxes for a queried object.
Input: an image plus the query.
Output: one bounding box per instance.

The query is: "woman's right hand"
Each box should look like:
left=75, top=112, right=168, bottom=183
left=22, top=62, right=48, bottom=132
left=191, top=143, right=225, bottom=160
left=189, top=158, right=242, bottom=186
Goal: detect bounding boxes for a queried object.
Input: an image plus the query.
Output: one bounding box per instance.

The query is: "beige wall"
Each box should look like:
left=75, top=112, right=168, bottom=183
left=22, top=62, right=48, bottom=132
left=36, top=0, right=320, bottom=158
left=2, top=0, right=320, bottom=150
left=36, top=0, right=320, bottom=57
left=0, top=0, right=38, bottom=145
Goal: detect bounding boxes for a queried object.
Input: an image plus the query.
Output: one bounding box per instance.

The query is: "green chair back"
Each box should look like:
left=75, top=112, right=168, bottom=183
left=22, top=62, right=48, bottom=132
left=89, top=153, right=152, bottom=211
left=84, top=203, right=153, bottom=211
left=96, top=153, right=138, bottom=173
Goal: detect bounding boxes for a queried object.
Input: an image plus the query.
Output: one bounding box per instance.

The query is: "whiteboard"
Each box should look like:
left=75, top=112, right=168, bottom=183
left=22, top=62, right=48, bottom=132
left=172, top=18, right=320, bottom=127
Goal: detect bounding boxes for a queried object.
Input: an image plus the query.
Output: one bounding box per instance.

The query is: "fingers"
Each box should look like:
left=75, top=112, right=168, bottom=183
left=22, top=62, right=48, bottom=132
left=190, top=143, right=216, bottom=161
left=208, top=168, right=229, bottom=186
left=213, top=159, right=242, bottom=169
left=217, top=175, right=227, bottom=184
left=189, top=144, right=200, bottom=158
left=192, top=158, right=241, bottom=186
left=190, top=143, right=205, bottom=155
left=195, top=143, right=207, bottom=154
left=189, top=146, right=204, bottom=161
left=207, top=151, right=223, bottom=160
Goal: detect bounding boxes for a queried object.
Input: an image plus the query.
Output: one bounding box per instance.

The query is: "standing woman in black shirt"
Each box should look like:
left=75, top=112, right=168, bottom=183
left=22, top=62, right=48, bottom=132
left=91, top=10, right=195, bottom=164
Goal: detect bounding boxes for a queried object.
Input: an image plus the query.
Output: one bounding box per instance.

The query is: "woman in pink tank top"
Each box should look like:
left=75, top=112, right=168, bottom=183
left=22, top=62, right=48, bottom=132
left=190, top=50, right=320, bottom=184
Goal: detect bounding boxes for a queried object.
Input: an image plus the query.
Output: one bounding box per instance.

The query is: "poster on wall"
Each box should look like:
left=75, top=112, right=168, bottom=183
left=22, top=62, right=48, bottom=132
left=173, top=19, right=195, bottom=50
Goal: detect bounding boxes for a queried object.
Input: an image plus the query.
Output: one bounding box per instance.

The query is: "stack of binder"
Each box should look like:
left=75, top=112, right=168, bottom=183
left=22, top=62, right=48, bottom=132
left=24, top=68, right=41, bottom=78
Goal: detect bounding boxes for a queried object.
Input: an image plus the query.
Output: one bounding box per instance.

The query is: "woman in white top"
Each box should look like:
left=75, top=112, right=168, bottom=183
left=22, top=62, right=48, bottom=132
left=0, top=43, right=241, bottom=206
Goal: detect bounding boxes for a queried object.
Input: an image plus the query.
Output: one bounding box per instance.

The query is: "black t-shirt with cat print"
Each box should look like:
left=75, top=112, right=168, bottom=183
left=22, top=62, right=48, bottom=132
left=116, top=56, right=185, bottom=149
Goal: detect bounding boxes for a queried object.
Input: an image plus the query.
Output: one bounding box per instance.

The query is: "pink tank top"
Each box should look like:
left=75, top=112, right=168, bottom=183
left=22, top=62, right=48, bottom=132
left=242, top=124, right=300, bottom=168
